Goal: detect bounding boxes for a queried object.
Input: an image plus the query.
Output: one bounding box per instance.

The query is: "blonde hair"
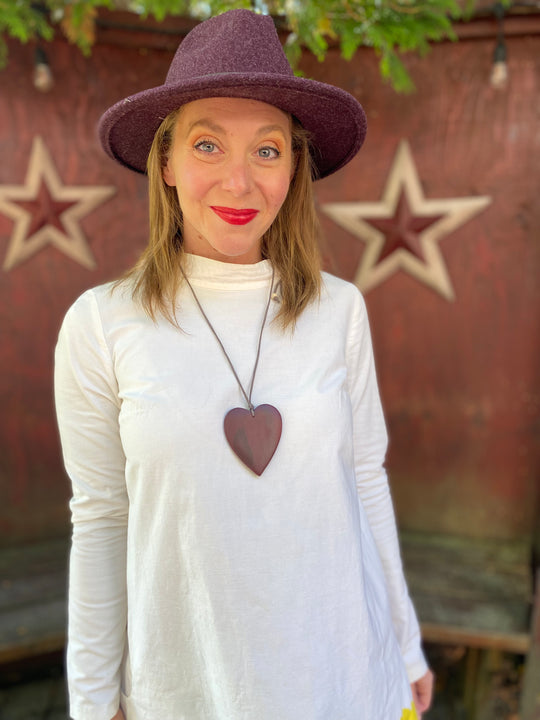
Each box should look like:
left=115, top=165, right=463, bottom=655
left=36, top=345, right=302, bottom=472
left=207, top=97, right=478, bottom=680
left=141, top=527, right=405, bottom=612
left=124, top=105, right=322, bottom=329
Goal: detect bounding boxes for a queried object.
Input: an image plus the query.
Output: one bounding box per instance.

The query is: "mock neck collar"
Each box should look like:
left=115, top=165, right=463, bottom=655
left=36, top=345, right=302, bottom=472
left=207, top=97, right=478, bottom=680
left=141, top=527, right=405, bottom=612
left=182, top=253, right=273, bottom=288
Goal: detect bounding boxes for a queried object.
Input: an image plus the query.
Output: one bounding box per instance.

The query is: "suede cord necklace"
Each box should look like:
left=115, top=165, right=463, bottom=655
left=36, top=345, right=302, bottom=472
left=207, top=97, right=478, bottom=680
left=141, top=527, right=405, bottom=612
left=180, top=263, right=282, bottom=476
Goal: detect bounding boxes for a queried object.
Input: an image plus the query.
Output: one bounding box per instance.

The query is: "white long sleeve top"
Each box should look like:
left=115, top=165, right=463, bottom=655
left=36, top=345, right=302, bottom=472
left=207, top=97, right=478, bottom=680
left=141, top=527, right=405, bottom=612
left=55, top=254, right=428, bottom=720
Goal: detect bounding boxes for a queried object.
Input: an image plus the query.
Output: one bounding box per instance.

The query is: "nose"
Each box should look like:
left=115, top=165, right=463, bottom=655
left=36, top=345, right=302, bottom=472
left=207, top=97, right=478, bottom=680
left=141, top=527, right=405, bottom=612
left=221, top=155, right=253, bottom=197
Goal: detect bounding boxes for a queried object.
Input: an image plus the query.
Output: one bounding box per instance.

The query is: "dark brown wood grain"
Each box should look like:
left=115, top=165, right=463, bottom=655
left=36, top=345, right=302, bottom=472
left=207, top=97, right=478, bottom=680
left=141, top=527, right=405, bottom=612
left=0, top=539, right=68, bottom=662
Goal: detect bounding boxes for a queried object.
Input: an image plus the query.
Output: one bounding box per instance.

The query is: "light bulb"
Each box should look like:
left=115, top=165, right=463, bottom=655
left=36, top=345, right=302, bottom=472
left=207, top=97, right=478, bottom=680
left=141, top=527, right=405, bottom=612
left=490, top=39, right=508, bottom=89
left=33, top=47, right=54, bottom=92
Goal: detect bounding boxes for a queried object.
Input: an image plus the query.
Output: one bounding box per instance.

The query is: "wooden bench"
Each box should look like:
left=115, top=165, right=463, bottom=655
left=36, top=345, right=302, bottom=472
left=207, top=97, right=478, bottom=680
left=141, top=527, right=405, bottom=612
left=1, top=533, right=538, bottom=718
left=0, top=538, right=68, bottom=664
left=401, top=531, right=540, bottom=719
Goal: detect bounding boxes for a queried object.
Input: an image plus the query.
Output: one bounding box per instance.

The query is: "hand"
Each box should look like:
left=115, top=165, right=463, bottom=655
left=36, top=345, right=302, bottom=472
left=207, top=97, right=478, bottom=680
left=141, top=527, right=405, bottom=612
left=410, top=668, right=434, bottom=717
left=110, top=710, right=125, bottom=720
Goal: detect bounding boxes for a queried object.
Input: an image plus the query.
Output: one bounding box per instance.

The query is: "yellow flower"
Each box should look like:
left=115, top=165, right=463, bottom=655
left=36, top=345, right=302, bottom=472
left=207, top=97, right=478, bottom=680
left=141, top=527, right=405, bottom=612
left=400, top=705, right=419, bottom=720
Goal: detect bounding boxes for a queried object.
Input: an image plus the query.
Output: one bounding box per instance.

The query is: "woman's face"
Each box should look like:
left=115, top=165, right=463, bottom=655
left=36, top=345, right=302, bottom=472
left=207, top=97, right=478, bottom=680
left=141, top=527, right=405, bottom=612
left=163, top=97, right=293, bottom=264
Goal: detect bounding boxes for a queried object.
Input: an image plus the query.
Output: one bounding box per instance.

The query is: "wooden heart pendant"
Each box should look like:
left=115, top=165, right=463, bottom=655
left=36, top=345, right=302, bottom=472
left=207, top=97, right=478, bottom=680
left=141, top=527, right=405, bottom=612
left=224, top=404, right=282, bottom=476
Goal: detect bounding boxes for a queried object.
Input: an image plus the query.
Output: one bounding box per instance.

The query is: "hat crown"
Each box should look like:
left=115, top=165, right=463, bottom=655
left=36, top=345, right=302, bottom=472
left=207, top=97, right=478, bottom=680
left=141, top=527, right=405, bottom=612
left=99, top=8, right=367, bottom=177
left=165, top=10, right=293, bottom=85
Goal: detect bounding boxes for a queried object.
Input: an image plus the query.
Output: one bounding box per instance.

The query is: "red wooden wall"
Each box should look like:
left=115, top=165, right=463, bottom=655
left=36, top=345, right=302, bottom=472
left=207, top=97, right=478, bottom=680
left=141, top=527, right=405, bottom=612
left=0, top=15, right=538, bottom=546
left=307, top=31, right=540, bottom=540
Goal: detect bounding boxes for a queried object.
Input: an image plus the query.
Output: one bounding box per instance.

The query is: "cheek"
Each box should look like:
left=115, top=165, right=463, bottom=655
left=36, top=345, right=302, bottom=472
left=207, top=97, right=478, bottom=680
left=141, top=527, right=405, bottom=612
left=176, top=164, right=214, bottom=208
left=267, top=173, right=292, bottom=212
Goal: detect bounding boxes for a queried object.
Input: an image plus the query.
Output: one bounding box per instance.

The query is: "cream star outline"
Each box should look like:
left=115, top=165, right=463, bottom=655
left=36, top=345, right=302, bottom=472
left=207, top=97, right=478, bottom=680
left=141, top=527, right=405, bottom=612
left=321, top=141, right=492, bottom=300
left=0, top=136, right=116, bottom=271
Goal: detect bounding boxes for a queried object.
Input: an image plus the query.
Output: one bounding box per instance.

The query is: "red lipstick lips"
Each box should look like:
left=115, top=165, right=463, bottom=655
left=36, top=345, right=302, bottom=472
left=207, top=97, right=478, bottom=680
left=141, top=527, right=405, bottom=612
left=211, top=206, right=259, bottom=225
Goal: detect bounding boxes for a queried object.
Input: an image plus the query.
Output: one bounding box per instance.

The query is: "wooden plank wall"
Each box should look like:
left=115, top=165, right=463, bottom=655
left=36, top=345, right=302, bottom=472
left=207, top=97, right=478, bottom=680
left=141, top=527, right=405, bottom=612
left=308, top=31, right=540, bottom=540
left=0, top=15, right=538, bottom=546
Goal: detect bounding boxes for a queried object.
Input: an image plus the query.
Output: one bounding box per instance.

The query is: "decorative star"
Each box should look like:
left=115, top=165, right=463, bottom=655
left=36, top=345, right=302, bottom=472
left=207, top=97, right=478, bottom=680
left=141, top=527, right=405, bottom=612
left=321, top=141, right=492, bottom=300
left=0, top=136, right=116, bottom=271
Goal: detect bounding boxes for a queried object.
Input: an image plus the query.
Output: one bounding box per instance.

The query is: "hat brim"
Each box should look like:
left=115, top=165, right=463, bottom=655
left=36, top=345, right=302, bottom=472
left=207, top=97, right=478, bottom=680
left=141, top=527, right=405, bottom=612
left=98, top=73, right=367, bottom=179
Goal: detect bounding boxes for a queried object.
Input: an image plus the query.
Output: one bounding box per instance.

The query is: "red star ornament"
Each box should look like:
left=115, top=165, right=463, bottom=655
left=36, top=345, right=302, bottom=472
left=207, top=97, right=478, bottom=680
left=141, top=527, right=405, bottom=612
left=321, top=141, right=492, bottom=300
left=0, top=136, right=116, bottom=271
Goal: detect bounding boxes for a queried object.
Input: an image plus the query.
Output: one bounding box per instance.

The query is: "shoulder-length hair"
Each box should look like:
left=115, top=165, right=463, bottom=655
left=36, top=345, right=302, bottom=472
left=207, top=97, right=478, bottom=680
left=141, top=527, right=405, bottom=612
left=123, top=105, right=322, bottom=330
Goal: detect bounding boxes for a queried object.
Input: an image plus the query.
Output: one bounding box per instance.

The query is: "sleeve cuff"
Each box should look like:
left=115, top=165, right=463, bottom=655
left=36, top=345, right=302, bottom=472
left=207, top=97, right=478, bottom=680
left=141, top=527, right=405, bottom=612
left=405, top=653, right=430, bottom=684
left=69, top=697, right=120, bottom=720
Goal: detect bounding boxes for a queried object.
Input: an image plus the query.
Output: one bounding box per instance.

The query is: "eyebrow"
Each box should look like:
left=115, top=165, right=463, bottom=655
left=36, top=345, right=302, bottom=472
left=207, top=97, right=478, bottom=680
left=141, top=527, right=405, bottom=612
left=187, top=118, right=289, bottom=138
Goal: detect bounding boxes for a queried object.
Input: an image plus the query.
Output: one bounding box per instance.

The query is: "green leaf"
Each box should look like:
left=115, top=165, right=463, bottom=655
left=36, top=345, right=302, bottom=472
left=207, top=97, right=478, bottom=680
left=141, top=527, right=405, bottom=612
left=380, top=47, right=415, bottom=92
left=0, top=0, right=470, bottom=90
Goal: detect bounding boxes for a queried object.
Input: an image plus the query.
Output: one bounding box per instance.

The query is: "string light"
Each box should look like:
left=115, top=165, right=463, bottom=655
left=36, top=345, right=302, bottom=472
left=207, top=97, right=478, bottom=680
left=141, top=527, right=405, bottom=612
left=33, top=46, right=54, bottom=92
left=490, top=3, right=508, bottom=89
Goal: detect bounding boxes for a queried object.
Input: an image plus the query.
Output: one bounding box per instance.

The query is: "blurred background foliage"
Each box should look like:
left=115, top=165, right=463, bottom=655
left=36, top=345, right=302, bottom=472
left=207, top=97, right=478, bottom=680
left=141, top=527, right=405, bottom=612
left=1, top=0, right=465, bottom=91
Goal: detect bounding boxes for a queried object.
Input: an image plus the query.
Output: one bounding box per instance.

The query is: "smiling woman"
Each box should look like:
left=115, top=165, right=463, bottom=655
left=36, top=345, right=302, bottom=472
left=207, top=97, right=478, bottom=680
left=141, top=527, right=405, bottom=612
left=138, top=97, right=320, bottom=329
left=162, top=98, right=293, bottom=264
left=54, top=9, right=433, bottom=720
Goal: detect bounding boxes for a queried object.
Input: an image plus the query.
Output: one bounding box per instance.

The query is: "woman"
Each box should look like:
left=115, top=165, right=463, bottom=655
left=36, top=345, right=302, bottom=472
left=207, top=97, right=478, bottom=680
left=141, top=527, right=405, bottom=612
left=55, top=9, right=433, bottom=720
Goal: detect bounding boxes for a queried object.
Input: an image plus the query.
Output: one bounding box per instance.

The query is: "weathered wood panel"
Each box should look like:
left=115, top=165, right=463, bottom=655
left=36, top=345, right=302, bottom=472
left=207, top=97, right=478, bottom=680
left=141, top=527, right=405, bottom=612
left=308, top=35, right=540, bottom=540
left=401, top=532, right=532, bottom=653
left=521, top=569, right=540, bottom=719
left=0, top=538, right=68, bottom=661
left=0, top=37, right=162, bottom=544
left=0, top=20, right=538, bottom=545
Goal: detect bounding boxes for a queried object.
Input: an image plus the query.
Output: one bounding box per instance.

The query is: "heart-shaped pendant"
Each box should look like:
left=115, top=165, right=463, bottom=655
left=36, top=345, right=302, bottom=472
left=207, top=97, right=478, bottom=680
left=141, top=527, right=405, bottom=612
left=224, top=404, right=282, bottom=476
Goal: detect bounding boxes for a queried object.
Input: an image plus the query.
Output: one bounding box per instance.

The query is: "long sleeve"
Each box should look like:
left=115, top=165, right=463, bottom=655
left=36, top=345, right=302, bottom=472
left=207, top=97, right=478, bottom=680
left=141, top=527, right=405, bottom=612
left=55, top=289, right=128, bottom=720
left=345, top=289, right=428, bottom=684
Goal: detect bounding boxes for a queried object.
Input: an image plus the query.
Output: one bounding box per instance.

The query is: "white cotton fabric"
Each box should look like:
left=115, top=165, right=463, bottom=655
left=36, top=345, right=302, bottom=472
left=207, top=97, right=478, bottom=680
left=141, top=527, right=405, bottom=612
left=55, top=254, right=428, bottom=720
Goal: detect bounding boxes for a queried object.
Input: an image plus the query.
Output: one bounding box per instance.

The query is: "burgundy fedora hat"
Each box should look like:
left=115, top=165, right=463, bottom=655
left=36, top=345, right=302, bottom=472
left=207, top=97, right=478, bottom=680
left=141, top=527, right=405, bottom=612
left=98, top=9, right=367, bottom=179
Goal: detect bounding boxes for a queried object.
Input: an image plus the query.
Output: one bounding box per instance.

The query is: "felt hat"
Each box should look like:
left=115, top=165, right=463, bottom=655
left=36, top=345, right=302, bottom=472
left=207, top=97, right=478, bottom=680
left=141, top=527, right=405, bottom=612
left=98, top=9, right=367, bottom=179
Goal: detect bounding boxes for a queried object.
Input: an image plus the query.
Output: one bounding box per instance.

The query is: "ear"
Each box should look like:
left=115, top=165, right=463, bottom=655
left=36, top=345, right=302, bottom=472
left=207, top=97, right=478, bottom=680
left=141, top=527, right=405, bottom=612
left=162, top=159, right=176, bottom=187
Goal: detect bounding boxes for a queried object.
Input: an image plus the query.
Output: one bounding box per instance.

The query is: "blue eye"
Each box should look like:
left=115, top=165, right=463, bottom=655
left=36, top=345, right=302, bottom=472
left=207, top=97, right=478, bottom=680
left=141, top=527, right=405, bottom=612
left=258, top=146, right=280, bottom=159
left=195, top=141, right=216, bottom=153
